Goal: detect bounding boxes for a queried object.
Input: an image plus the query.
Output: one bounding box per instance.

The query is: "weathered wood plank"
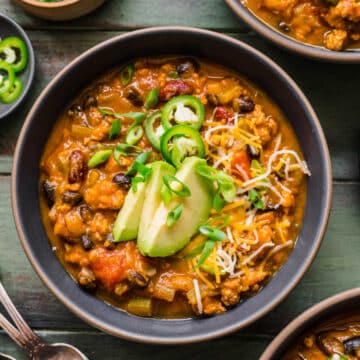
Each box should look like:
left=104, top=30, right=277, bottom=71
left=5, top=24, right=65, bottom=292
left=1, top=0, right=246, bottom=31
left=0, top=330, right=270, bottom=360
left=0, top=176, right=359, bottom=334
left=0, top=31, right=358, bottom=179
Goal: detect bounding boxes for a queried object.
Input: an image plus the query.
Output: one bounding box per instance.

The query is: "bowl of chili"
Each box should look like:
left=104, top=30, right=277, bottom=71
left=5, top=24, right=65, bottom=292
left=0, top=13, right=34, bottom=120
left=12, top=0, right=106, bottom=22
left=224, top=0, right=360, bottom=63
left=12, top=27, right=332, bottom=343
left=260, top=288, right=360, bottom=359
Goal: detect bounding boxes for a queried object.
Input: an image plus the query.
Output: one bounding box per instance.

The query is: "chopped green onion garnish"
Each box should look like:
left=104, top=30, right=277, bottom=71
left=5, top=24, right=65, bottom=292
left=163, top=175, right=191, bottom=197
left=213, top=191, right=226, bottom=212
left=88, top=149, right=112, bottom=168
left=248, top=189, right=265, bottom=210
left=121, top=112, right=146, bottom=124
left=194, top=240, right=216, bottom=269
left=131, top=176, right=145, bottom=193
left=126, top=125, right=144, bottom=145
left=125, top=151, right=151, bottom=176
left=166, top=204, right=183, bottom=227
left=144, top=88, right=159, bottom=110
left=198, top=225, right=226, bottom=242
left=109, top=119, right=121, bottom=140
left=206, top=215, right=231, bottom=229
left=161, top=185, right=172, bottom=205
left=120, top=64, right=135, bottom=85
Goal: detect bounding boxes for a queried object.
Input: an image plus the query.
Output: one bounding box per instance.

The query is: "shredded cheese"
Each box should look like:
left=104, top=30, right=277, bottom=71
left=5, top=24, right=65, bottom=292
left=193, top=279, right=203, bottom=315
left=242, top=242, right=275, bottom=265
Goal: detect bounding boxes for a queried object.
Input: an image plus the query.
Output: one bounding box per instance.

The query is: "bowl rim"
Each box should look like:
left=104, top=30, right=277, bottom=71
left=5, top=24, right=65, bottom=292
left=11, top=26, right=332, bottom=344
left=0, top=13, right=35, bottom=120
left=17, top=0, right=81, bottom=9
left=224, top=0, right=360, bottom=63
left=260, top=287, right=360, bottom=359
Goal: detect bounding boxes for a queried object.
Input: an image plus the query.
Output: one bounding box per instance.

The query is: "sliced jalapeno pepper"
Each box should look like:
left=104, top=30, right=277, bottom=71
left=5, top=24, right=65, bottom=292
left=161, top=95, right=205, bottom=130
left=0, top=78, right=23, bottom=103
left=160, top=125, right=205, bottom=168
left=0, top=37, right=28, bottom=73
left=144, top=111, right=164, bottom=151
left=0, top=60, right=15, bottom=95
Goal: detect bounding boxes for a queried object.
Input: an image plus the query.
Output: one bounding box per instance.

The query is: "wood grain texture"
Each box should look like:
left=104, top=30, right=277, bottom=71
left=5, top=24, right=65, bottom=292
left=0, top=31, right=358, bottom=179
left=0, top=176, right=359, bottom=338
left=2, top=0, right=246, bottom=31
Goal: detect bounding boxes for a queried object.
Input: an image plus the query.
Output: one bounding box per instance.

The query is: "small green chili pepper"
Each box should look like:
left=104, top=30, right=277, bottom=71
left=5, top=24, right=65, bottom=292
left=161, top=95, right=205, bottom=130
left=144, top=88, right=159, bottom=110
left=126, top=124, right=144, bottom=145
left=0, top=78, right=22, bottom=103
left=144, top=111, right=164, bottom=151
left=0, top=60, right=15, bottom=95
left=120, top=64, right=135, bottom=85
left=160, top=125, right=205, bottom=168
left=0, top=37, right=28, bottom=73
left=88, top=149, right=113, bottom=168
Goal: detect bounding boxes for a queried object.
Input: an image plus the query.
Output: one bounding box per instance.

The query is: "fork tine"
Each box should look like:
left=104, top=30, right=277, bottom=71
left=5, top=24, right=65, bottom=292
left=0, top=312, right=27, bottom=348
left=0, top=281, right=39, bottom=343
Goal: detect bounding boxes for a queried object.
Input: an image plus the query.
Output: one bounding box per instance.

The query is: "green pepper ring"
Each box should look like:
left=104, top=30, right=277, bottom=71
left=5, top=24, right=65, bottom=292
left=160, top=124, right=206, bottom=167
left=145, top=111, right=163, bottom=150
left=0, top=78, right=23, bottom=104
left=161, top=95, right=205, bottom=130
left=0, top=37, right=28, bottom=73
left=0, top=60, right=16, bottom=95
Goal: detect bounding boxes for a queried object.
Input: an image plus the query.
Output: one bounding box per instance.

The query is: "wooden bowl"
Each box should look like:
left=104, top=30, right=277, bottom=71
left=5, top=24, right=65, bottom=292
left=12, top=0, right=106, bottom=21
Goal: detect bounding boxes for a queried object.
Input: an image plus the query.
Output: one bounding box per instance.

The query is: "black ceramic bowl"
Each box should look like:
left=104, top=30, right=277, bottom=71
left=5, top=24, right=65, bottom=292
left=12, top=27, right=332, bottom=344
left=0, top=13, right=35, bottom=120
left=260, top=288, right=360, bottom=359
left=224, top=0, right=360, bottom=63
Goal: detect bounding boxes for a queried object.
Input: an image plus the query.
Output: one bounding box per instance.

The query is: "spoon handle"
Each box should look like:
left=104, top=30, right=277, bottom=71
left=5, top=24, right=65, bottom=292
left=0, top=281, right=41, bottom=349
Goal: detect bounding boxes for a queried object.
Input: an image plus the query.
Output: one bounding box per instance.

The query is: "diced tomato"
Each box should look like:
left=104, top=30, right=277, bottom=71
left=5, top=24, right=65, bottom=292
left=231, top=150, right=251, bottom=180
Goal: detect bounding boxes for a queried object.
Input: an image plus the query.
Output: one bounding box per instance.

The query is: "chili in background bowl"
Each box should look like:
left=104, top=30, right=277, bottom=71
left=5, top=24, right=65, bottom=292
left=12, top=27, right=332, bottom=344
left=224, top=0, right=360, bottom=63
left=260, top=287, right=360, bottom=359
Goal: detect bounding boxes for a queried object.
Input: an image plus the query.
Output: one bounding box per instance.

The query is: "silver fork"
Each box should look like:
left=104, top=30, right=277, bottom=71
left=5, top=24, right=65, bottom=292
left=0, top=281, right=88, bottom=360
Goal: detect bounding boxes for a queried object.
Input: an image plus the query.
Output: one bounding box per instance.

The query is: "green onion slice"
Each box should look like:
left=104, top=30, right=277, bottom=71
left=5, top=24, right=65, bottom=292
left=120, top=64, right=135, bottom=85
left=248, top=189, right=265, bottom=210
left=126, top=125, right=144, bottom=145
left=198, top=225, right=226, bottom=242
left=163, top=175, right=191, bottom=197
left=125, top=151, right=151, bottom=176
left=166, top=204, right=183, bottom=227
left=144, top=88, right=159, bottom=110
left=88, top=149, right=112, bottom=168
left=109, top=119, right=121, bottom=140
left=194, top=240, right=216, bottom=269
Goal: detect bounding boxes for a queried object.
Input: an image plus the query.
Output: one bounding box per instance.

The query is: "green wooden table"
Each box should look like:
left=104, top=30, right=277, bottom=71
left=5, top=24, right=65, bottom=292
left=0, top=1, right=359, bottom=358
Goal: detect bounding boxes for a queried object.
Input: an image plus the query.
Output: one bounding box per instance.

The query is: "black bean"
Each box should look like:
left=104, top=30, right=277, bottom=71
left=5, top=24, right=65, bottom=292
left=247, top=144, right=260, bottom=158
left=278, top=21, right=290, bottom=32
left=127, top=270, right=148, bottom=288
left=343, top=336, right=360, bottom=356
left=81, top=234, right=94, bottom=251
left=233, top=96, right=255, bottom=113
left=83, top=95, right=97, bottom=109
left=67, top=104, right=83, bottom=117
left=112, top=173, right=132, bottom=189
left=62, top=191, right=83, bottom=205
left=124, top=86, right=143, bottom=107
left=42, top=180, right=56, bottom=207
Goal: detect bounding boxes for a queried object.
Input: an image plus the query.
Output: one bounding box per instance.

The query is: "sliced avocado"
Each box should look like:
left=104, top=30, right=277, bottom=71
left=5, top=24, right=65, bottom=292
left=137, top=157, right=213, bottom=257
left=137, top=161, right=176, bottom=245
left=112, top=174, right=147, bottom=242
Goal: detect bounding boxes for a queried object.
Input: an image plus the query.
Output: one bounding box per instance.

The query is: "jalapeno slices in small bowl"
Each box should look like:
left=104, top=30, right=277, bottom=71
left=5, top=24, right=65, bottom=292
left=0, top=14, right=35, bottom=120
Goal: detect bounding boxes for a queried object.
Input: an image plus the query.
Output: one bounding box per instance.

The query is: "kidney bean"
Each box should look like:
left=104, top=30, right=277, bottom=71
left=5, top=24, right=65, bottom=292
left=62, top=191, right=83, bottom=205
left=159, top=80, right=193, bottom=101
left=68, top=150, right=87, bottom=184
left=214, top=106, right=233, bottom=122
left=233, top=96, right=255, bottom=113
